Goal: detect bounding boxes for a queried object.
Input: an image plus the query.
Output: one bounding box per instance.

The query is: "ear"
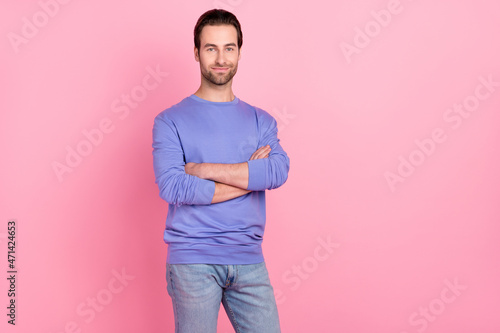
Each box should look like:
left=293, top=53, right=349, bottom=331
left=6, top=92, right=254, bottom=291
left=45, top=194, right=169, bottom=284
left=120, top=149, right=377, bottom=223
left=238, top=47, right=242, bottom=61
left=194, top=47, right=200, bottom=62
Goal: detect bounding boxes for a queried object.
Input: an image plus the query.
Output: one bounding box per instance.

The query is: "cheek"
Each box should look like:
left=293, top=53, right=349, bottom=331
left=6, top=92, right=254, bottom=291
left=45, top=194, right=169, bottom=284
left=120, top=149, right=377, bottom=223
left=207, top=57, right=219, bottom=66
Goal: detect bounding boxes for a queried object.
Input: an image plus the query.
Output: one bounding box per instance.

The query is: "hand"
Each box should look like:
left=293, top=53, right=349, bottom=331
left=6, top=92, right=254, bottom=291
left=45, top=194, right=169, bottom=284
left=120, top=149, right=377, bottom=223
left=184, top=162, right=199, bottom=177
left=249, top=145, right=271, bottom=160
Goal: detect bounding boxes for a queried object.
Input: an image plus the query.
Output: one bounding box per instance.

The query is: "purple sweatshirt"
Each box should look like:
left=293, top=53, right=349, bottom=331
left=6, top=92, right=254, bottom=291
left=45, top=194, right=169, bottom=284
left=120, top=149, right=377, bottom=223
left=152, top=94, right=290, bottom=264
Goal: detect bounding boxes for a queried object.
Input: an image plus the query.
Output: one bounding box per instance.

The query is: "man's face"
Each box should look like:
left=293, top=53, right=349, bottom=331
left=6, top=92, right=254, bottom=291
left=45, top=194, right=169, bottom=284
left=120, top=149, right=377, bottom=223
left=195, top=24, right=241, bottom=86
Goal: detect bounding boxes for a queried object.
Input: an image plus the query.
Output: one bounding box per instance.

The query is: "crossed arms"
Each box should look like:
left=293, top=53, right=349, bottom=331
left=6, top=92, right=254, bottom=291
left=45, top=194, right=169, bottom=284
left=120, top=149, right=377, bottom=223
left=152, top=111, right=290, bottom=207
left=184, top=145, right=271, bottom=204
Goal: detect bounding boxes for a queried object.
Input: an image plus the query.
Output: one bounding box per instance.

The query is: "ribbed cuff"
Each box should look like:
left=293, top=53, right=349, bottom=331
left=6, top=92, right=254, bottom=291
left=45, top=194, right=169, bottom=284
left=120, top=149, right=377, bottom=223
left=247, top=159, right=267, bottom=191
left=193, top=179, right=215, bottom=205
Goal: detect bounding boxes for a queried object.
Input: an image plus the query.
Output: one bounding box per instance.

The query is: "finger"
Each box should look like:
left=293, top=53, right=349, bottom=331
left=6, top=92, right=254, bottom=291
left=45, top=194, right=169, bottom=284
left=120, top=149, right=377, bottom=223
left=254, top=148, right=269, bottom=159
left=257, top=146, right=271, bottom=158
left=249, top=147, right=265, bottom=160
left=252, top=150, right=270, bottom=160
left=250, top=146, right=271, bottom=160
left=249, top=151, right=259, bottom=160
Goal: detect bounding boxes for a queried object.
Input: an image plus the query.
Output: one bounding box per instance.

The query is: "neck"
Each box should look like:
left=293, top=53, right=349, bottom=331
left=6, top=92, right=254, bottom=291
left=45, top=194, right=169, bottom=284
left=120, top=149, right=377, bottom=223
left=194, top=81, right=235, bottom=102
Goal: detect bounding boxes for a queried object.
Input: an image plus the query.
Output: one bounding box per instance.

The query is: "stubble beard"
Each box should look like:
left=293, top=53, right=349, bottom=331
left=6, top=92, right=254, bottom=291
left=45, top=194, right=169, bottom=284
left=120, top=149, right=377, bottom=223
left=201, top=63, right=238, bottom=86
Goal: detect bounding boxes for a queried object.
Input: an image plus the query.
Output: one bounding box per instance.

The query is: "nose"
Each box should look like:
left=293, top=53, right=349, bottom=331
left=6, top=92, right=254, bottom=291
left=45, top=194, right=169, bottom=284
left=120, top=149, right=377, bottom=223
left=216, top=50, right=226, bottom=66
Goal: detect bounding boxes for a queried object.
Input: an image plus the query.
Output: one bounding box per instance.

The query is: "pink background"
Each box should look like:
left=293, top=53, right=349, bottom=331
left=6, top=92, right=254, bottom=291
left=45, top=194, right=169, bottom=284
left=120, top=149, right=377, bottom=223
left=2, top=0, right=500, bottom=332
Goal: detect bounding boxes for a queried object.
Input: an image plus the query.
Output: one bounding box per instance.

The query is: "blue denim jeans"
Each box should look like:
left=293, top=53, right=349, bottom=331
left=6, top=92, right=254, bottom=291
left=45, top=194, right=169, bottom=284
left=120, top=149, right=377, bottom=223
left=166, top=262, right=281, bottom=333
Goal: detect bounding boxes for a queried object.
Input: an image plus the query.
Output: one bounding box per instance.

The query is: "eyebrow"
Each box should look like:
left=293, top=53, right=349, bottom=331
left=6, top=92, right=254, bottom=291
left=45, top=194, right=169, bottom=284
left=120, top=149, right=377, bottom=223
left=203, top=43, right=237, bottom=48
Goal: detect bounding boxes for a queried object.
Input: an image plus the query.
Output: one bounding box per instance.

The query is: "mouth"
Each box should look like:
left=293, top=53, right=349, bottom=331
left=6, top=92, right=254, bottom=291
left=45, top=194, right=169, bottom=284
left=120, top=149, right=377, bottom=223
left=212, top=67, right=229, bottom=72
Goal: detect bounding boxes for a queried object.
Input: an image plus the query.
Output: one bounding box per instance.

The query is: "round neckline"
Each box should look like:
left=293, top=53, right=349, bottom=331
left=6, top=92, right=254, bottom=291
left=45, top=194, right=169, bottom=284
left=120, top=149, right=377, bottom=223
left=189, top=94, right=239, bottom=105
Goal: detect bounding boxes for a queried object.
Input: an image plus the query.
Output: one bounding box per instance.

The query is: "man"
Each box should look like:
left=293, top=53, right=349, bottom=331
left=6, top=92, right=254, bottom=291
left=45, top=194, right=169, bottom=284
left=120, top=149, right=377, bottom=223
left=152, top=8, right=290, bottom=333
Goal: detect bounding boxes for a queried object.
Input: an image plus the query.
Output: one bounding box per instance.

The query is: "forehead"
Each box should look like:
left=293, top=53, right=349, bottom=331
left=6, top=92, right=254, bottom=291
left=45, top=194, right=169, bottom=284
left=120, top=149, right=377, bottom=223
left=199, top=24, right=238, bottom=46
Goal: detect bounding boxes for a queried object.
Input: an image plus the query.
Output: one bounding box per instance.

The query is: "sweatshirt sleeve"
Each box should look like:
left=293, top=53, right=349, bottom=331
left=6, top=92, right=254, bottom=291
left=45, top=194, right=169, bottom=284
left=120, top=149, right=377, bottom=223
left=152, top=113, right=215, bottom=206
left=246, top=108, right=290, bottom=191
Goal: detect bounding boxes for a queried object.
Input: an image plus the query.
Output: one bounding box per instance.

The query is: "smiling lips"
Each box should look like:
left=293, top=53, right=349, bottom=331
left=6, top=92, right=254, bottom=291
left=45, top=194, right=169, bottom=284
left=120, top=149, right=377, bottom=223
left=212, top=67, right=229, bottom=72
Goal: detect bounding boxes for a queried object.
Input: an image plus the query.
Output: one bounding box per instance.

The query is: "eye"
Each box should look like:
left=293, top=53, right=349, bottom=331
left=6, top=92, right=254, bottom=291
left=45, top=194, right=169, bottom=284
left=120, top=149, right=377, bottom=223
left=207, top=48, right=214, bottom=51
left=226, top=48, right=234, bottom=51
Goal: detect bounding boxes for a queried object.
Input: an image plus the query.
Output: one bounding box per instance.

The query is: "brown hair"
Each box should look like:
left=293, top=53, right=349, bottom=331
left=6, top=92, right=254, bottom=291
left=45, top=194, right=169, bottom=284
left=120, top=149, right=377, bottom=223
left=194, top=9, right=243, bottom=53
